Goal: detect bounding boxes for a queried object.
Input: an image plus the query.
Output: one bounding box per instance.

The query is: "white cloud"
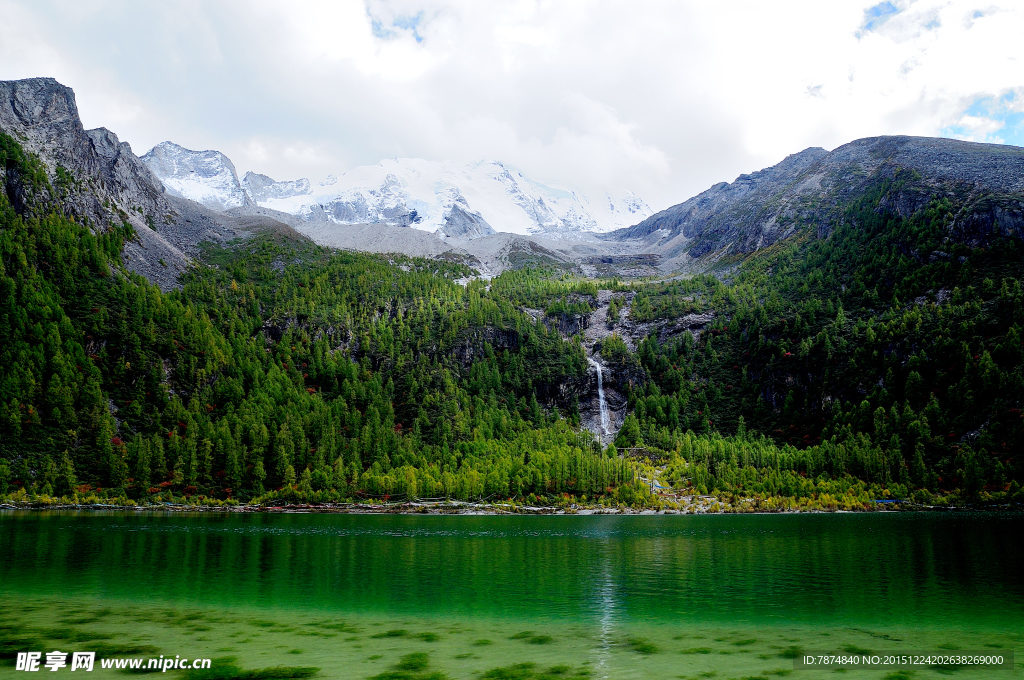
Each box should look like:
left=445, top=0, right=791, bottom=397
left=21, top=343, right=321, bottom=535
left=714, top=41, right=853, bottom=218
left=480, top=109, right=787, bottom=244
left=0, top=0, right=1021, bottom=212
left=955, top=115, right=1005, bottom=138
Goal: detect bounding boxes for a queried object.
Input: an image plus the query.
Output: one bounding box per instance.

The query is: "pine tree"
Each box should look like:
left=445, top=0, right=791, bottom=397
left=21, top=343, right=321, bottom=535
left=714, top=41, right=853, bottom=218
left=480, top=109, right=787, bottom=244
left=56, top=452, right=76, bottom=497
left=282, top=464, right=297, bottom=489
left=615, top=414, right=642, bottom=448
left=252, top=459, right=266, bottom=496
left=225, top=444, right=241, bottom=494
left=298, top=468, right=313, bottom=496
left=0, top=460, right=10, bottom=494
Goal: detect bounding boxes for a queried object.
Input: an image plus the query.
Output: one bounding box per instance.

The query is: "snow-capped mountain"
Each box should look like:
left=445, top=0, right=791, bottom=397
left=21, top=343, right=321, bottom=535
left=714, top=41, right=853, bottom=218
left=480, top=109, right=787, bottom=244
left=142, top=144, right=653, bottom=238
left=241, top=171, right=310, bottom=203
left=141, top=142, right=252, bottom=211
left=259, top=158, right=653, bottom=238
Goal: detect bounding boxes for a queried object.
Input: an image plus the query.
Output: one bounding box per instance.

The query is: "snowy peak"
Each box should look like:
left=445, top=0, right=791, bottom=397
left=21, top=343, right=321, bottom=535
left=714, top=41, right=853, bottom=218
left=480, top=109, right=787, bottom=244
left=241, top=171, right=310, bottom=203
left=144, top=142, right=652, bottom=237
left=142, top=141, right=252, bottom=211
left=254, top=157, right=653, bottom=237
left=609, top=190, right=651, bottom=219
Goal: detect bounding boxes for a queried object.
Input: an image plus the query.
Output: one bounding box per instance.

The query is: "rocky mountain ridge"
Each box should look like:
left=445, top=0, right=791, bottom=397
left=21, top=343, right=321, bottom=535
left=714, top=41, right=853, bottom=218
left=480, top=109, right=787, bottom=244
left=610, top=135, right=1024, bottom=271
left=0, top=78, right=597, bottom=284
left=0, top=77, right=165, bottom=225
left=0, top=78, right=299, bottom=290
left=4, top=77, right=1023, bottom=289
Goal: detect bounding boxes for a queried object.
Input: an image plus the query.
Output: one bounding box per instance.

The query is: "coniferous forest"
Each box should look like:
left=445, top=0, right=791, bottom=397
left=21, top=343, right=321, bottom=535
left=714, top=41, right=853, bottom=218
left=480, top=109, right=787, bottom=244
left=2, top=131, right=1022, bottom=510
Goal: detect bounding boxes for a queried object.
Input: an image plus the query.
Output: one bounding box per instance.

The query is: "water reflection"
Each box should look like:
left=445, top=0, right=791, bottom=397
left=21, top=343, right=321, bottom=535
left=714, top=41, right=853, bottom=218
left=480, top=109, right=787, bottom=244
left=593, top=540, right=617, bottom=680
left=0, top=511, right=1021, bottom=631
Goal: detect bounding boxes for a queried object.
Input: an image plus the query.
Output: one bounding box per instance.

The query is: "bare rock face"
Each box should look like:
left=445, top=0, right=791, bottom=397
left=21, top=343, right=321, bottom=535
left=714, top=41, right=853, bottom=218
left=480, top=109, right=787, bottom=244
left=610, top=146, right=828, bottom=262
left=611, top=136, right=1024, bottom=271
left=438, top=202, right=496, bottom=239
left=0, top=77, right=247, bottom=290
left=0, top=77, right=166, bottom=225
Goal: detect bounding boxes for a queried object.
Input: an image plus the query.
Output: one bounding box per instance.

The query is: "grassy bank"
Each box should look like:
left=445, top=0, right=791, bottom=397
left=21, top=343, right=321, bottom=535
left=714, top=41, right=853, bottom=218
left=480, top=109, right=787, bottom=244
left=2, top=487, right=1019, bottom=515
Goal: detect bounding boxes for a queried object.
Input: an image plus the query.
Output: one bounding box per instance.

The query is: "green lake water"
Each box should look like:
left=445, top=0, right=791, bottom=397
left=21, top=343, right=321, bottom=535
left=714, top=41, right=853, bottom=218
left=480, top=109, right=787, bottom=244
left=0, top=511, right=1020, bottom=679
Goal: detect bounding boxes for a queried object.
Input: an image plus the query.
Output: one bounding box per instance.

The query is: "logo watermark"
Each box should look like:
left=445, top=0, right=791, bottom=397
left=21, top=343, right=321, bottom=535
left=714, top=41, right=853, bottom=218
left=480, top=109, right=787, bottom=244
left=16, top=652, right=212, bottom=672
left=794, top=651, right=1014, bottom=670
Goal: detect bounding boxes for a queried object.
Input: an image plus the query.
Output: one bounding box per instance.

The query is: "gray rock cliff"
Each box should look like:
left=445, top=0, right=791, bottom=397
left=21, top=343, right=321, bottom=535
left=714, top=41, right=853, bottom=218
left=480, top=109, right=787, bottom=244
left=0, top=77, right=166, bottom=224
left=611, top=136, right=1024, bottom=272
left=0, top=78, right=285, bottom=290
left=438, top=202, right=496, bottom=239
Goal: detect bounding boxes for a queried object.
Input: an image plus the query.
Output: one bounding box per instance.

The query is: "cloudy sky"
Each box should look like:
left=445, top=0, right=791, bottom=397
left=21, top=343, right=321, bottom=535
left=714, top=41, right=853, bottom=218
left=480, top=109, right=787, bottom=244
left=1, top=0, right=1021, bottom=211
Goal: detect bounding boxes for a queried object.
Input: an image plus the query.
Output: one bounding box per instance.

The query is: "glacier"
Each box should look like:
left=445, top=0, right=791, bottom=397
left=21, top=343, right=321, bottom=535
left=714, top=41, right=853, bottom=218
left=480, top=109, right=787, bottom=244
left=143, top=145, right=653, bottom=238
left=141, top=142, right=253, bottom=212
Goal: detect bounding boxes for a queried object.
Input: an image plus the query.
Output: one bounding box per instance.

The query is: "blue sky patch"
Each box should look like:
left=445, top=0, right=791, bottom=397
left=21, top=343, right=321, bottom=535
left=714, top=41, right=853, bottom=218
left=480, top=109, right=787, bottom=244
left=861, top=1, right=900, bottom=32
left=370, top=11, right=424, bottom=43
left=941, top=92, right=1024, bottom=147
left=371, top=19, right=396, bottom=40
left=393, top=13, right=423, bottom=31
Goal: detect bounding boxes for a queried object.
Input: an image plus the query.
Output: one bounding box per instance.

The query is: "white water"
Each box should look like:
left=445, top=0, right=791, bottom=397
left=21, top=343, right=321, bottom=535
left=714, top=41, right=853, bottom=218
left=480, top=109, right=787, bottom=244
left=588, top=356, right=611, bottom=435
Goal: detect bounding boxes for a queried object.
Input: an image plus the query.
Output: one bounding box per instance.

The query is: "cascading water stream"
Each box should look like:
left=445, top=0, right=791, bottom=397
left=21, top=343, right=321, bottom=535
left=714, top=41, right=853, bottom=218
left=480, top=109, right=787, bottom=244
left=588, top=356, right=611, bottom=435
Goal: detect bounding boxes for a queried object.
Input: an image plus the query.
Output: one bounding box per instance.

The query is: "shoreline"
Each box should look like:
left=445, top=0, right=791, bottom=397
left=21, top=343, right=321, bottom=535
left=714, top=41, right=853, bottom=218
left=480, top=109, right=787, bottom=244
left=2, top=499, right=1020, bottom=515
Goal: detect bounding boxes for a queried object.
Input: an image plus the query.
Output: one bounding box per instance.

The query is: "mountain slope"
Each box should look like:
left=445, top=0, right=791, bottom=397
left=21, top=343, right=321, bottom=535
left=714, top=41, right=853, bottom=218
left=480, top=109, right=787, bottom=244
left=3, top=75, right=1023, bottom=509
left=1, top=115, right=635, bottom=506
left=611, top=136, right=1024, bottom=273
left=0, top=78, right=306, bottom=290
left=0, top=77, right=166, bottom=226
left=0, top=78, right=200, bottom=287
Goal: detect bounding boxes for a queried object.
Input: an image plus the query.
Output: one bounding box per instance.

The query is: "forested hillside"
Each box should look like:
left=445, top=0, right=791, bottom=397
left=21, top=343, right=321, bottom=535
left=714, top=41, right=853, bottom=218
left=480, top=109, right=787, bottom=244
left=0, top=131, right=637, bottom=505
left=2, top=131, right=1022, bottom=509
left=610, top=171, right=1024, bottom=506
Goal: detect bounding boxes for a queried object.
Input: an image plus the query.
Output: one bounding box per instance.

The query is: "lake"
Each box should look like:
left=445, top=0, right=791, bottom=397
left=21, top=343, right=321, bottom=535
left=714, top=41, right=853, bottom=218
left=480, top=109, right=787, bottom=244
left=1, top=511, right=1020, bottom=679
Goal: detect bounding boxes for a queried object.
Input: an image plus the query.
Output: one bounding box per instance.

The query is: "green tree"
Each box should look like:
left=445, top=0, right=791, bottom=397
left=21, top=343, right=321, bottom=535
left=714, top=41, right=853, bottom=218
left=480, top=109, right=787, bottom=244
left=615, top=414, right=643, bottom=448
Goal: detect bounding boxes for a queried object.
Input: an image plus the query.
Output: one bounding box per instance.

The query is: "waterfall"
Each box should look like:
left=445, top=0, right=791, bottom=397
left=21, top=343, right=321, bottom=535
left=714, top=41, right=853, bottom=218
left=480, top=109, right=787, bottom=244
left=588, top=356, right=611, bottom=435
